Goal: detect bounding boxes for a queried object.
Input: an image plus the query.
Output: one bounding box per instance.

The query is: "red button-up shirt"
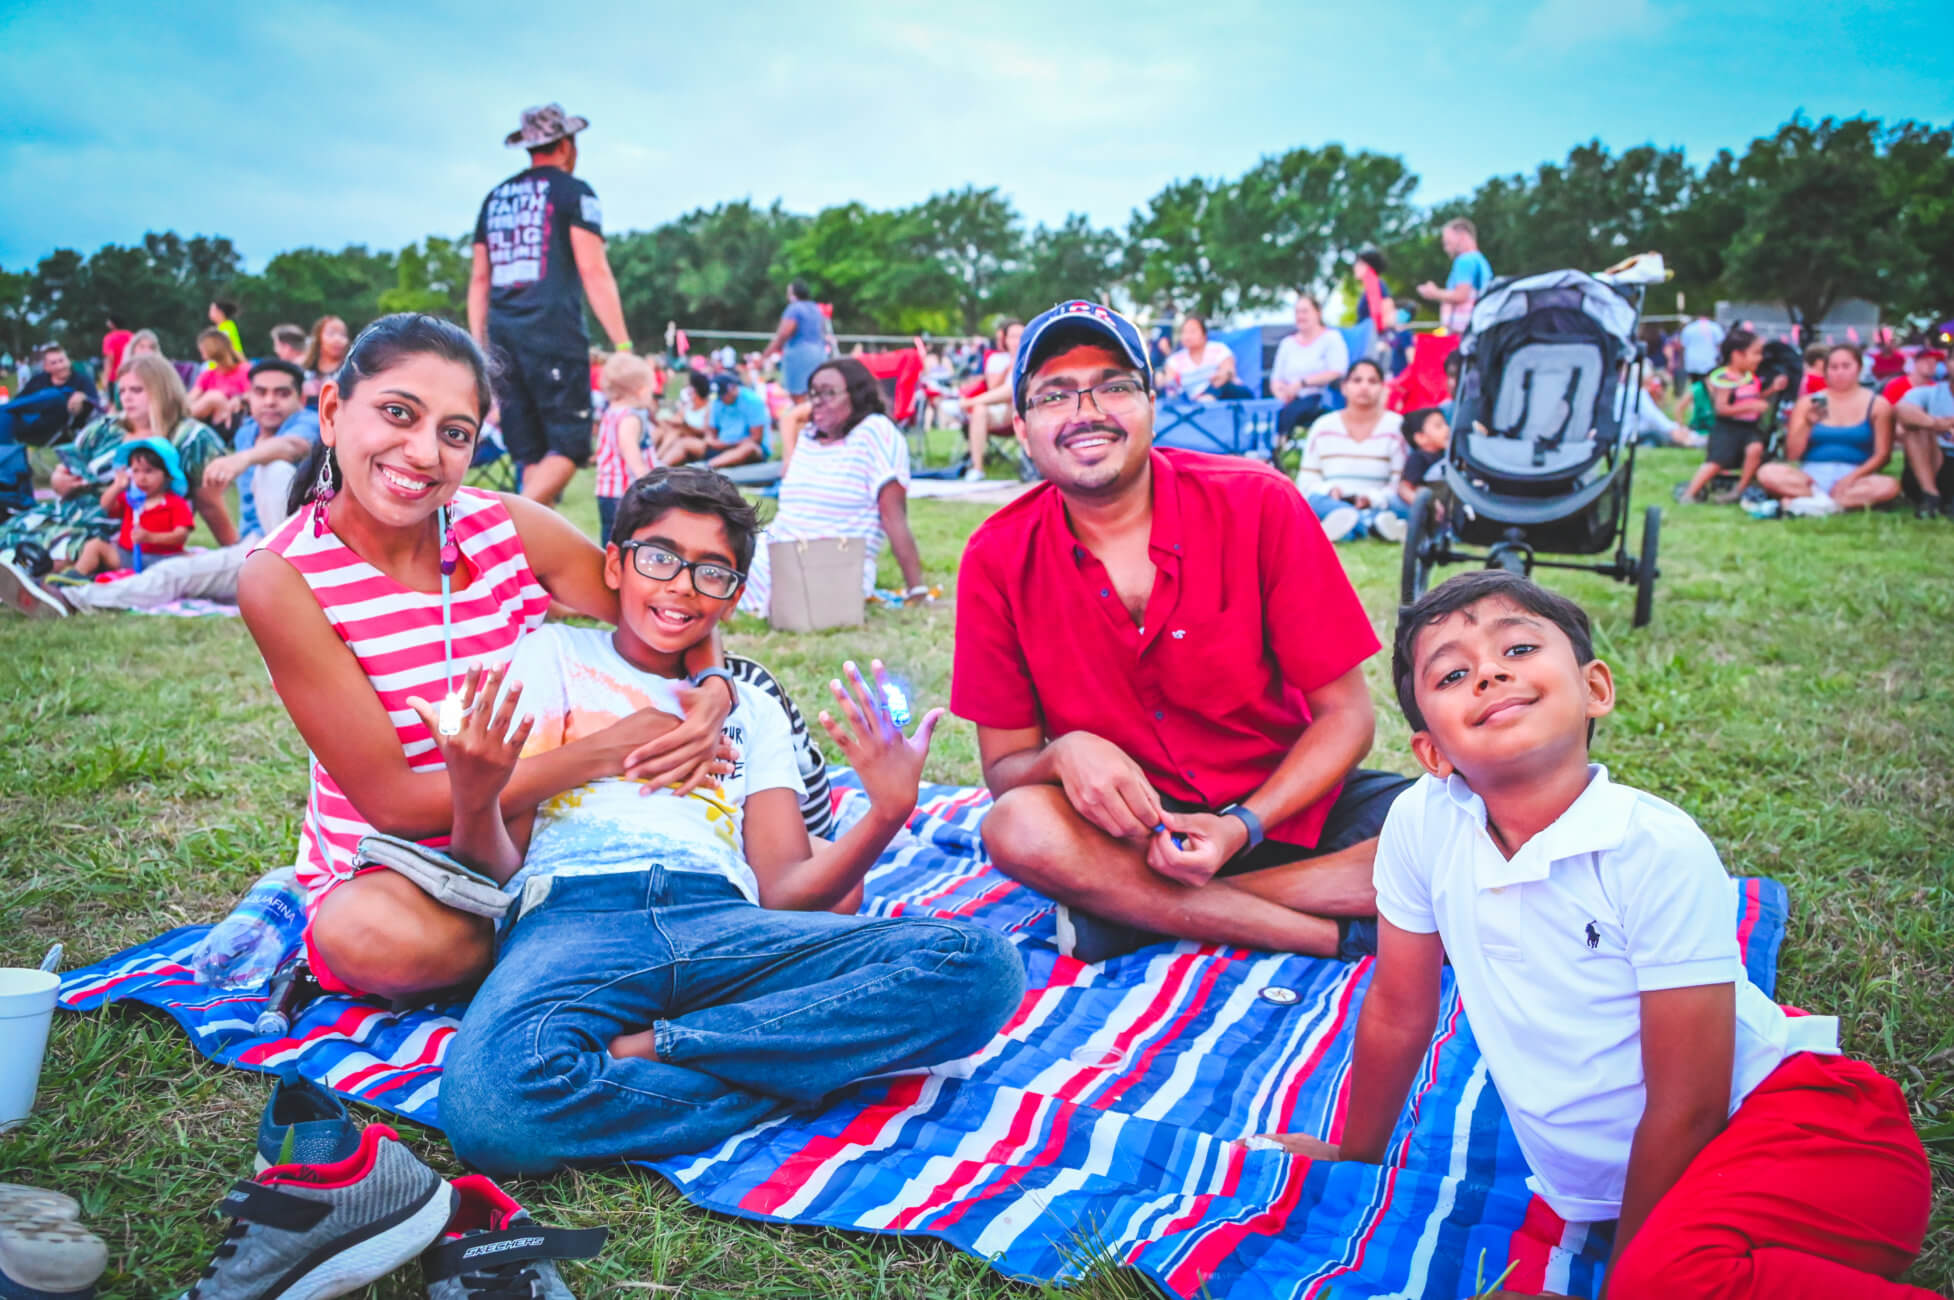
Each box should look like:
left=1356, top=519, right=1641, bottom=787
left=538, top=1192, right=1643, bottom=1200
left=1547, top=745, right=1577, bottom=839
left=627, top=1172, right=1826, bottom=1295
left=952, top=449, right=1380, bottom=847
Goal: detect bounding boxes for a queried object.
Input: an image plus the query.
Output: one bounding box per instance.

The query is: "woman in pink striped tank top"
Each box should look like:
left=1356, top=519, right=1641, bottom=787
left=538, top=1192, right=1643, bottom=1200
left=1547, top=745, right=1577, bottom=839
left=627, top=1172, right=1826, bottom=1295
left=240, top=315, right=736, bottom=999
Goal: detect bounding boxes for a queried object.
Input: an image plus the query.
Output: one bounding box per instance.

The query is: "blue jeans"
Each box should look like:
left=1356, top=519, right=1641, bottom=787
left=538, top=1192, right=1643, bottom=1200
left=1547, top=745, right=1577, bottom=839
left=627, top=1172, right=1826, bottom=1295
left=1307, top=491, right=1398, bottom=539
left=440, top=866, right=1026, bottom=1175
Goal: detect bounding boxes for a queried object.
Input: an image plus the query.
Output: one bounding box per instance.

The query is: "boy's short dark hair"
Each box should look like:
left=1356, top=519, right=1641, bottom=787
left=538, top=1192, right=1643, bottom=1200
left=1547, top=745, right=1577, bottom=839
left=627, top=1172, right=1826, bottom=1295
left=213, top=298, right=239, bottom=318
left=1402, top=406, right=1444, bottom=438
left=610, top=465, right=761, bottom=570
left=1392, top=571, right=1596, bottom=734
left=271, top=323, right=307, bottom=349
left=125, top=445, right=168, bottom=475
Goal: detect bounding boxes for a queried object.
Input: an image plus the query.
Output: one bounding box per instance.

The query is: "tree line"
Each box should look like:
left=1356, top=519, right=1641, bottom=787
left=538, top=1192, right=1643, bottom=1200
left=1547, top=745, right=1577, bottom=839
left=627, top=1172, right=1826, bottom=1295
left=4, top=113, right=1947, bottom=366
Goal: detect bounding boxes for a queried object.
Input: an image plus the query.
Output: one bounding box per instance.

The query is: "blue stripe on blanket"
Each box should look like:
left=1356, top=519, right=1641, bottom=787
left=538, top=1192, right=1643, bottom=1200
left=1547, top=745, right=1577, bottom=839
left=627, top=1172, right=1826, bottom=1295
left=58, top=776, right=1791, bottom=1300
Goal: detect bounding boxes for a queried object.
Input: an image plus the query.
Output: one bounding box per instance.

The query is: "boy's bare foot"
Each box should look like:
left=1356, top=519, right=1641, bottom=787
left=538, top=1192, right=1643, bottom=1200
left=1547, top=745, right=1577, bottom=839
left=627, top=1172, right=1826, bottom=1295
left=1239, top=1132, right=1339, bottom=1159
left=609, top=1028, right=659, bottom=1061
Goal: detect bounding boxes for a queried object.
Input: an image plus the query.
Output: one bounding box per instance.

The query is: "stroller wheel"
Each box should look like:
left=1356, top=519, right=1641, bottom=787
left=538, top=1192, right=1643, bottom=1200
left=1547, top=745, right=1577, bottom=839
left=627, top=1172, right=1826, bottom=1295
left=1633, top=505, right=1660, bottom=628
left=1399, top=488, right=1440, bottom=606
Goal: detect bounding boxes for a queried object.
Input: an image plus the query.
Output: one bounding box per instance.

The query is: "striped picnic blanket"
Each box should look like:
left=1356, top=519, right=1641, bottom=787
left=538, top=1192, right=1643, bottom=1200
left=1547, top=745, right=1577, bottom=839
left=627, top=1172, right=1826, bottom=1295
left=58, top=776, right=1790, bottom=1299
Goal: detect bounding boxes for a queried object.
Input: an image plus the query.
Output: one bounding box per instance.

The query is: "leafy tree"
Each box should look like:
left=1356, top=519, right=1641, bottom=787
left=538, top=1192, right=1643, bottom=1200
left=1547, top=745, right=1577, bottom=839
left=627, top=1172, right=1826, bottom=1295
left=1125, top=175, right=1239, bottom=319
left=774, top=202, right=954, bottom=333
left=1224, top=144, right=1421, bottom=308
left=376, top=237, right=472, bottom=319
left=908, top=187, right=1023, bottom=333
left=998, top=213, right=1124, bottom=317
left=238, top=245, right=396, bottom=343
left=1720, top=115, right=1922, bottom=328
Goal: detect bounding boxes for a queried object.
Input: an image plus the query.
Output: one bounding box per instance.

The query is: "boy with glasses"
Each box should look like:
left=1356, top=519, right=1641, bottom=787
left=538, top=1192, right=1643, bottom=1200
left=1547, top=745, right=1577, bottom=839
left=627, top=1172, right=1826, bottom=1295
left=954, top=300, right=1410, bottom=964
left=432, top=466, right=1024, bottom=1173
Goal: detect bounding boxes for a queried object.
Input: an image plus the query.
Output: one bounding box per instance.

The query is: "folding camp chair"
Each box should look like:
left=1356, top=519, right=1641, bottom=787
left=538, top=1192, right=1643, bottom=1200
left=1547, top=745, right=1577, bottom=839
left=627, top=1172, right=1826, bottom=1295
left=1153, top=398, right=1281, bottom=459
left=465, top=422, right=519, bottom=493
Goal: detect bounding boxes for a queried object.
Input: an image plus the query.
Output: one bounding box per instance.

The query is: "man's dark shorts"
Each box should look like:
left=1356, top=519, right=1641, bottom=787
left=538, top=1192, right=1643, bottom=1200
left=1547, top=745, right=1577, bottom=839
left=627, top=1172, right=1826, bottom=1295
left=489, top=334, right=592, bottom=468
left=1161, top=768, right=1414, bottom=878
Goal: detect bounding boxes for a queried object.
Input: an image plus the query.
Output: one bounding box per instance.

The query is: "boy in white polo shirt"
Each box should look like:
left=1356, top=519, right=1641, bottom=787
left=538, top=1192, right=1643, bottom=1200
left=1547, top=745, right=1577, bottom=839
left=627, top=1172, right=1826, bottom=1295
left=1260, top=571, right=1933, bottom=1299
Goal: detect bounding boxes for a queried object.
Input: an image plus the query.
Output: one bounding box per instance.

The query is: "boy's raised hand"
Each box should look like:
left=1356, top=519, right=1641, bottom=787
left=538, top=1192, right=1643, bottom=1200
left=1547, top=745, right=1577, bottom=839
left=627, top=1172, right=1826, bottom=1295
left=818, top=659, right=942, bottom=823
left=408, top=663, right=533, bottom=808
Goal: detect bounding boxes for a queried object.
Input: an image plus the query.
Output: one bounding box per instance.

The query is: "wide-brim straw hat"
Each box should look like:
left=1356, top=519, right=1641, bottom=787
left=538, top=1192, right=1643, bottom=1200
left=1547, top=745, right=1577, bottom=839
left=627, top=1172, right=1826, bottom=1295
left=505, top=103, right=589, bottom=149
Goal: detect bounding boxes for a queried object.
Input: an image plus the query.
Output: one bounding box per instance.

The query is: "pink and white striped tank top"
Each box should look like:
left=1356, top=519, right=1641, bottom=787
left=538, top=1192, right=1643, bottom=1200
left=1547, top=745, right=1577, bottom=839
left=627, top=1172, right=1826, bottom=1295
left=259, top=487, right=551, bottom=903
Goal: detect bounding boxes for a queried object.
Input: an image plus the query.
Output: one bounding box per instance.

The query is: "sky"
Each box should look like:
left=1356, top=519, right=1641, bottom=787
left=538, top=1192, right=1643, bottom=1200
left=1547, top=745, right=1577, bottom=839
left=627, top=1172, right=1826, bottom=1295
left=2, top=0, right=1951, bottom=271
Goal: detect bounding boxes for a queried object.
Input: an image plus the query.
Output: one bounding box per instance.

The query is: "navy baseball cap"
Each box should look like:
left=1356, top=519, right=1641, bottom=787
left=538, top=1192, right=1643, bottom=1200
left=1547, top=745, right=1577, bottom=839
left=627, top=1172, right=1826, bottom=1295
left=711, top=372, right=741, bottom=397
left=1012, top=300, right=1152, bottom=412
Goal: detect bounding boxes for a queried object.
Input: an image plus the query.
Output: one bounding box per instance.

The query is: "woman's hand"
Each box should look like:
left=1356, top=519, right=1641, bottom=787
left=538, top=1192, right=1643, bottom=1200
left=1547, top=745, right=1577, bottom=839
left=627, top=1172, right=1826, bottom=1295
left=818, top=659, right=941, bottom=823
left=619, top=678, right=737, bottom=795
left=407, top=664, right=533, bottom=810
left=50, top=465, right=86, bottom=496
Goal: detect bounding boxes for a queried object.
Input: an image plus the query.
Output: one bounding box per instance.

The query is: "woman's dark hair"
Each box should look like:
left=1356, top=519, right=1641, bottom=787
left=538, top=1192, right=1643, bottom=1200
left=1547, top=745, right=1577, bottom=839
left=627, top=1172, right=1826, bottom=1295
left=286, top=313, right=495, bottom=517
left=1356, top=247, right=1388, bottom=274
left=1719, top=327, right=1760, bottom=366
left=1392, top=570, right=1597, bottom=741
left=806, top=357, right=885, bottom=437
left=1346, top=358, right=1386, bottom=384
left=788, top=278, right=810, bottom=301
left=1825, top=342, right=1864, bottom=367
left=687, top=370, right=711, bottom=399
left=212, top=298, right=239, bottom=319
left=1182, top=314, right=1209, bottom=340
left=609, top=465, right=761, bottom=569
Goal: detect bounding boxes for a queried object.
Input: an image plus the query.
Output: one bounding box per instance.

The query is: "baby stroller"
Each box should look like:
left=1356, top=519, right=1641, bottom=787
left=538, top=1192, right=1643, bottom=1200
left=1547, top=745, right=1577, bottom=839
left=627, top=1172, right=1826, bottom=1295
left=1400, top=260, right=1664, bottom=627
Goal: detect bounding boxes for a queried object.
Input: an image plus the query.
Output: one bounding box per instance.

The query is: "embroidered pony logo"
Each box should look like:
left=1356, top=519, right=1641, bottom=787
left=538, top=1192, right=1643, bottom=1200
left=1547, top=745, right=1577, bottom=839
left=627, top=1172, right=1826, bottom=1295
left=1584, top=920, right=1601, bottom=950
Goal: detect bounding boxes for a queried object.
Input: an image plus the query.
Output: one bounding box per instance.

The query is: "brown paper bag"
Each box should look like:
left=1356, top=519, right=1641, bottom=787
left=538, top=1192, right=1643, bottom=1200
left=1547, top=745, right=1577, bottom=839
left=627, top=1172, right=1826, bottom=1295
left=767, top=536, right=866, bottom=632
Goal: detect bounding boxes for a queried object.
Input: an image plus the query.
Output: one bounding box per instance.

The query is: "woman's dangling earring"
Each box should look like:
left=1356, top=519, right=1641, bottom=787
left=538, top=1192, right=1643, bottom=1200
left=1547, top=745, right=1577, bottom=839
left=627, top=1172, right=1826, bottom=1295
left=310, top=451, right=337, bottom=537
left=439, top=504, right=459, bottom=577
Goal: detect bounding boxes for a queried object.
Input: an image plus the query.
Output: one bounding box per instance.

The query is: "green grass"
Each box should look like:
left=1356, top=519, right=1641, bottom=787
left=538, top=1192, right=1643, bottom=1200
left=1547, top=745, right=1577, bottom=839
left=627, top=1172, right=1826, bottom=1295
left=1, top=447, right=1949, bottom=1297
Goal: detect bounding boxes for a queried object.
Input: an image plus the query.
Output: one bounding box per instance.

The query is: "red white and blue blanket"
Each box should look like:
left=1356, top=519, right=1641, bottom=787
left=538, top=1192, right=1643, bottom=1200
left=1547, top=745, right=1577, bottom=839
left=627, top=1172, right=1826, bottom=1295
left=58, top=777, right=1789, bottom=1299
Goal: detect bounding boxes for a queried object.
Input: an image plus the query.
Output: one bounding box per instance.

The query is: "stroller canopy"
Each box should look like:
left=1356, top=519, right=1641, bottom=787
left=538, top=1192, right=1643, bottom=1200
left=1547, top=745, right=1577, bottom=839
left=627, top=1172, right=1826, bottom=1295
left=1454, top=270, right=1641, bottom=486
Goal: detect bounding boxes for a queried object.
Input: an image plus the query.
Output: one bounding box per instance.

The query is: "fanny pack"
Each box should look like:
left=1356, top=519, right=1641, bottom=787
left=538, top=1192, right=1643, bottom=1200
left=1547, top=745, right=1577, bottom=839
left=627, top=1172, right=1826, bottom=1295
left=354, top=833, right=511, bottom=919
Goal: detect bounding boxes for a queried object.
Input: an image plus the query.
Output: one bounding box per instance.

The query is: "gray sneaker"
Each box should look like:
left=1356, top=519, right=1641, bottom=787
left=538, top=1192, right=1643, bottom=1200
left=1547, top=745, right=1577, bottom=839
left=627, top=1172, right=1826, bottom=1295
left=181, top=1124, right=453, bottom=1300
left=0, top=558, right=68, bottom=618
left=421, top=1176, right=605, bottom=1300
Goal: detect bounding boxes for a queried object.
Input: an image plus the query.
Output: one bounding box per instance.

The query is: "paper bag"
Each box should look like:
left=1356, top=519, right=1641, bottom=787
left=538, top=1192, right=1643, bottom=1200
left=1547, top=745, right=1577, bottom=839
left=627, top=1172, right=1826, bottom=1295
left=768, top=536, right=866, bottom=632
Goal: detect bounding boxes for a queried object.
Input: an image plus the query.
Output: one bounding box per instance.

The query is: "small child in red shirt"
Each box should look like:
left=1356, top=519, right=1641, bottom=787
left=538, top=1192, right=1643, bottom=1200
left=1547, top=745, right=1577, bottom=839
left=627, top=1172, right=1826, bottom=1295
left=63, top=441, right=194, bottom=578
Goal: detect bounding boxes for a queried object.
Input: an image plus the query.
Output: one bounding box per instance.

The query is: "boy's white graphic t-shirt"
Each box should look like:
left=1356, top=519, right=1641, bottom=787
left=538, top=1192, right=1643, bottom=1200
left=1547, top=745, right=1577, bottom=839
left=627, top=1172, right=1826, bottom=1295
left=1372, top=766, right=1839, bottom=1223
left=499, top=624, right=805, bottom=903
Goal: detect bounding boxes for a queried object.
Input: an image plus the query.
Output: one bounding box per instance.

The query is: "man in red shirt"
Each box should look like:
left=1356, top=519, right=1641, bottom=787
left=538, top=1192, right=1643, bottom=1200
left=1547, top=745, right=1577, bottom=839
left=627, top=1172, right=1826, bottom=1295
left=953, top=301, right=1410, bottom=963
left=1882, top=348, right=1942, bottom=409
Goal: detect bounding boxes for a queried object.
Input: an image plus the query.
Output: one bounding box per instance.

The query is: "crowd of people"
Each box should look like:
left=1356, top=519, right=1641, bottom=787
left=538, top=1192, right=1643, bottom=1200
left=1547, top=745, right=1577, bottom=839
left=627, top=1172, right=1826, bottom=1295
left=0, top=102, right=1943, bottom=1300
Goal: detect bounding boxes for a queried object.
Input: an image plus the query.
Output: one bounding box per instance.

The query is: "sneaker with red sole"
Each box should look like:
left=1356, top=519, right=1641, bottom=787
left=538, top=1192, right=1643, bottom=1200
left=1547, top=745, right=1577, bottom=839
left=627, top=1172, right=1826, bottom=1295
left=180, top=1124, right=453, bottom=1300
left=420, top=1176, right=606, bottom=1300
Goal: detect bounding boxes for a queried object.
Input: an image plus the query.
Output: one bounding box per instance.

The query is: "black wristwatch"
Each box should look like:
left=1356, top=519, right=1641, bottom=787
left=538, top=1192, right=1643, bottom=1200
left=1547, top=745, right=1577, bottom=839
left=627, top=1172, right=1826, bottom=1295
left=688, top=666, right=737, bottom=704
left=1220, top=803, right=1266, bottom=856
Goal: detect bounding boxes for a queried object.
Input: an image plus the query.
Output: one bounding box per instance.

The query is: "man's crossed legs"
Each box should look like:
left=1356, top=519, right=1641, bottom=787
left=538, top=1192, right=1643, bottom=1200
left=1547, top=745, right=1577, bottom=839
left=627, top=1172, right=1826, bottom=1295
left=982, top=770, right=1411, bottom=962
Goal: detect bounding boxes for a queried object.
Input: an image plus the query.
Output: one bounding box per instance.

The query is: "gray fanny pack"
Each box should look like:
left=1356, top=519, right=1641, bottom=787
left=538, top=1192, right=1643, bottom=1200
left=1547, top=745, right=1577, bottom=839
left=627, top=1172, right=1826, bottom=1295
left=354, top=833, right=512, bottom=919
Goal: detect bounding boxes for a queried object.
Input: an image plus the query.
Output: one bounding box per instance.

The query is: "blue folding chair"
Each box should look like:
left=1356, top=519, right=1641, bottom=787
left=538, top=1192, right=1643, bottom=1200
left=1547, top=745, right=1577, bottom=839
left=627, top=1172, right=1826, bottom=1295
left=1153, top=397, right=1281, bottom=459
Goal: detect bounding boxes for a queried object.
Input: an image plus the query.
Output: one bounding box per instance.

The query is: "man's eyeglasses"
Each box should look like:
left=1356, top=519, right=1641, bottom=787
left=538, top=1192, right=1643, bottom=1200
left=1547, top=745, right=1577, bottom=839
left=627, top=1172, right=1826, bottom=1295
left=618, top=541, right=745, bottom=600
left=1023, top=378, right=1150, bottom=423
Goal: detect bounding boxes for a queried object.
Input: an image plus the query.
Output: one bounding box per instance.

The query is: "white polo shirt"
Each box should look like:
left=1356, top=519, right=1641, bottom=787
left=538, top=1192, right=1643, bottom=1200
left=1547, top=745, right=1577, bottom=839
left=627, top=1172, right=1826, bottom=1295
left=1373, top=766, right=1838, bottom=1223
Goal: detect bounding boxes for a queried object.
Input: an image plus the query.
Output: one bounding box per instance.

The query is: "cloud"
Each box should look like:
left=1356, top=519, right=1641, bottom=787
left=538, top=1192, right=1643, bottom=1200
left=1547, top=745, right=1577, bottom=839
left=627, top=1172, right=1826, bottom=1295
left=1519, top=0, right=1671, bottom=51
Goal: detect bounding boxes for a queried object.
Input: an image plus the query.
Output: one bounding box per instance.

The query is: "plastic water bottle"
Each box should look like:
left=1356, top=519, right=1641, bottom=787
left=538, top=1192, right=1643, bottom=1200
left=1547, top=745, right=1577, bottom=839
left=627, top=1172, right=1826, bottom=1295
left=125, top=483, right=146, bottom=573
left=191, top=868, right=307, bottom=990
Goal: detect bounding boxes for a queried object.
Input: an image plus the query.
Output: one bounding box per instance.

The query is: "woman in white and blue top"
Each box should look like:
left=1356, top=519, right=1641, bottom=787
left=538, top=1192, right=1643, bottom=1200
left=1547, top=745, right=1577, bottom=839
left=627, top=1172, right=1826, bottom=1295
left=739, top=357, right=930, bottom=615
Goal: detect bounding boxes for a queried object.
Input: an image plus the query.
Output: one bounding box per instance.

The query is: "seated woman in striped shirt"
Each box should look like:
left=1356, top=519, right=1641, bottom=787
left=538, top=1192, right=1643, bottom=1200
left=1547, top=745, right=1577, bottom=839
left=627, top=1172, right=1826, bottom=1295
left=238, top=314, right=740, bottom=1001
left=738, top=357, right=931, bottom=617
left=1294, top=359, right=1410, bottom=544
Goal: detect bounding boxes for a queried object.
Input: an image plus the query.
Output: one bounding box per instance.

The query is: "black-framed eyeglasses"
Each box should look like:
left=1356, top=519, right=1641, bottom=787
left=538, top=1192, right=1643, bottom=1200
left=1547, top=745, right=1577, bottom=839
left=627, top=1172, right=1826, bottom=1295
left=1023, top=377, right=1150, bottom=422
left=618, top=541, right=745, bottom=600
left=807, top=382, right=849, bottom=404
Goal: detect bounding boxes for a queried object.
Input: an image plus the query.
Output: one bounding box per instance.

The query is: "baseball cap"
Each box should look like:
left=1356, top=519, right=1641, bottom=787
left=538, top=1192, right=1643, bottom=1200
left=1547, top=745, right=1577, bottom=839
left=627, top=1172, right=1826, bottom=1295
left=711, top=372, right=741, bottom=398
left=1012, top=301, right=1152, bottom=413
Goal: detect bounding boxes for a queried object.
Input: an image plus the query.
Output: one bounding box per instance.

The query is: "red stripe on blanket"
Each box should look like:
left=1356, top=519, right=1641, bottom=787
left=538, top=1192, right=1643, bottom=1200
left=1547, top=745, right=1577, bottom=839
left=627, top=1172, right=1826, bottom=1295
left=739, top=1074, right=930, bottom=1217
left=1165, top=1151, right=1313, bottom=1296
left=1503, top=1195, right=1566, bottom=1293
left=1735, top=876, right=1760, bottom=955
left=1303, top=1166, right=1403, bottom=1299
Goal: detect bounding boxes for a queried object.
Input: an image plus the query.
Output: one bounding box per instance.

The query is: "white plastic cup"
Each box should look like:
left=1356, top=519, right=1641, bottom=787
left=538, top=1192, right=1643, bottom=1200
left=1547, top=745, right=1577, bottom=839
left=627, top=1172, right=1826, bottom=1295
left=0, top=967, right=60, bottom=1132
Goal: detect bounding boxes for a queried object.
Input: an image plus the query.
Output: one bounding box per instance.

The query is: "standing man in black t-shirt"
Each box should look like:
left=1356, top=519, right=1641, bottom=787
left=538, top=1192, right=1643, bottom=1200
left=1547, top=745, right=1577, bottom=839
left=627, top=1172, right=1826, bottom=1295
left=469, top=103, right=633, bottom=506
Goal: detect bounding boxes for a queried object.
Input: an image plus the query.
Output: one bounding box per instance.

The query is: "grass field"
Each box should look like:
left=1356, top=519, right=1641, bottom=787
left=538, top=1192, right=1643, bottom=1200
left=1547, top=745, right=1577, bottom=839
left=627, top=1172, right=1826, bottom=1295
left=2, top=445, right=1949, bottom=1298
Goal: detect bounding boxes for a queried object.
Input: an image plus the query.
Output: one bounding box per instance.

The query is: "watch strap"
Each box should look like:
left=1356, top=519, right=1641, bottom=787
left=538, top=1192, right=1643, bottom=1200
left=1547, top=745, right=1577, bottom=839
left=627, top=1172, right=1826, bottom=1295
left=1220, top=803, right=1266, bottom=852
left=689, top=666, right=736, bottom=696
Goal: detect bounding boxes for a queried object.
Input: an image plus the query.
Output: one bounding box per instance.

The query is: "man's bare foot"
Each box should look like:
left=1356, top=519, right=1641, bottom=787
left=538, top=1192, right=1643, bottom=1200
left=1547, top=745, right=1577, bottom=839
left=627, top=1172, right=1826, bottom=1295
left=609, top=1028, right=659, bottom=1060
